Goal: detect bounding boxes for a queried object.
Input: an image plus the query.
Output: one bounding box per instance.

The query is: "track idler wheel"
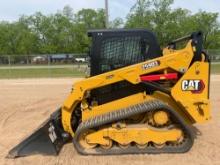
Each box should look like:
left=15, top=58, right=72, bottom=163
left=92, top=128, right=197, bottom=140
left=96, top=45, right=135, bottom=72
left=118, top=144, right=130, bottom=149
left=153, top=143, right=165, bottom=149
left=100, top=139, right=113, bottom=150
left=136, top=143, right=148, bottom=149
left=78, top=130, right=97, bottom=149
left=153, top=110, right=169, bottom=126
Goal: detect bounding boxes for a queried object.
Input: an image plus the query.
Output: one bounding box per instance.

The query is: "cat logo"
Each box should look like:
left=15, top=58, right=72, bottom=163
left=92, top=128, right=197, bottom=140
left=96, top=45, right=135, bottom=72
left=181, top=80, right=205, bottom=93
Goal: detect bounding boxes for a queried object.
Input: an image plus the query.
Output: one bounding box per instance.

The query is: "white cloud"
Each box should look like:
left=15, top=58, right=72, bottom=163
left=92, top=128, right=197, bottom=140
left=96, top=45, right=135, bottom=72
left=172, top=0, right=220, bottom=14
left=110, top=0, right=133, bottom=19
left=0, top=0, right=105, bottom=21
left=0, top=0, right=219, bottom=22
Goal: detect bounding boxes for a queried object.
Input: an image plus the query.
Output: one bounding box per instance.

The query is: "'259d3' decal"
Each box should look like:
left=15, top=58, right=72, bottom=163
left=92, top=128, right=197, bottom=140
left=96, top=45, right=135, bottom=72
left=181, top=80, right=205, bottom=93
left=142, top=60, right=160, bottom=70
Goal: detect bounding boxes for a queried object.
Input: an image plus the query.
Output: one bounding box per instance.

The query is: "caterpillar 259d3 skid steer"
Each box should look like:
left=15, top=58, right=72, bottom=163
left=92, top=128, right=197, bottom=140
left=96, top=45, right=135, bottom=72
left=7, top=29, right=211, bottom=158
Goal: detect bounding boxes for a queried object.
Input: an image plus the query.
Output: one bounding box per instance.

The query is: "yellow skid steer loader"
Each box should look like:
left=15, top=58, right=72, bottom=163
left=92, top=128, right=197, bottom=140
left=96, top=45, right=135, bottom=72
left=7, top=29, right=211, bottom=158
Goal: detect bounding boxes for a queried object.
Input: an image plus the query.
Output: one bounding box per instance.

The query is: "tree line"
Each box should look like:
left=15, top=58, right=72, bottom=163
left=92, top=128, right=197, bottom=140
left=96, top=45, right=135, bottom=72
left=0, top=0, right=219, bottom=56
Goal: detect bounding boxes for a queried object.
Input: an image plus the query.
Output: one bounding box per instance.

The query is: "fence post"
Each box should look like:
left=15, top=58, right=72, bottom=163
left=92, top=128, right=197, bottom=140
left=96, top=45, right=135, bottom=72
left=8, top=55, right=10, bottom=66
left=8, top=55, right=11, bottom=78
left=47, top=55, right=51, bottom=77
left=26, top=55, right=29, bottom=65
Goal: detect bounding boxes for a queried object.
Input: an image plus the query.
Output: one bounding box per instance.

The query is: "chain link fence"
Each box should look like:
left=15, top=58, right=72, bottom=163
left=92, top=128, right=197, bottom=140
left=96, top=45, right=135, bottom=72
left=0, top=54, right=88, bottom=65
left=0, top=50, right=220, bottom=78
left=0, top=54, right=88, bottom=78
left=206, top=50, right=220, bottom=62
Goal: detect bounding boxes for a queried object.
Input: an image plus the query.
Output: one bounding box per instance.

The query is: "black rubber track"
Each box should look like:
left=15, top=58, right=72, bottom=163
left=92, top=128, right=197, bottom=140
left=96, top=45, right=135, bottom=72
left=73, top=100, right=194, bottom=155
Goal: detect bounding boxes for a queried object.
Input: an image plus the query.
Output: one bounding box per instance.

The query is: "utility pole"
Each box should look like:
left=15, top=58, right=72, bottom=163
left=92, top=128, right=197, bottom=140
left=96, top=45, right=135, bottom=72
left=105, top=0, right=109, bottom=28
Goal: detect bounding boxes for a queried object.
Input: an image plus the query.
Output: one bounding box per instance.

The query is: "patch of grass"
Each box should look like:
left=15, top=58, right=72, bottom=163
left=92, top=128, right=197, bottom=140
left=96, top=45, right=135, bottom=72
left=0, top=63, right=219, bottom=79
left=211, top=64, right=220, bottom=74
left=0, top=68, right=85, bottom=79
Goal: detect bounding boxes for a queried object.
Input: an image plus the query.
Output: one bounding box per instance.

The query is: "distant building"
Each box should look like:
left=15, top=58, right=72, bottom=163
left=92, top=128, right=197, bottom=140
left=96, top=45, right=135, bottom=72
left=50, top=54, right=73, bottom=63
left=31, top=54, right=87, bottom=64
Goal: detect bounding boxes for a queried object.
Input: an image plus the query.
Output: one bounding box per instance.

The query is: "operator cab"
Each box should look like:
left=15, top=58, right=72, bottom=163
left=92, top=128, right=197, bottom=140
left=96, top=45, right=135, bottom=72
left=88, top=29, right=162, bottom=76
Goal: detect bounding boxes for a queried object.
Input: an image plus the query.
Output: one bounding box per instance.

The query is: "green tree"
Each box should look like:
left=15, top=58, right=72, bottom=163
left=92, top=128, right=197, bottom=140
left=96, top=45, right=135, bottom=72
left=0, top=3, right=219, bottom=56
left=184, top=11, right=220, bottom=48
left=74, top=8, right=106, bottom=52
left=75, top=9, right=106, bottom=29
left=0, top=19, right=38, bottom=55
left=109, top=17, right=124, bottom=28
left=125, top=0, right=152, bottom=28
left=125, top=0, right=220, bottom=48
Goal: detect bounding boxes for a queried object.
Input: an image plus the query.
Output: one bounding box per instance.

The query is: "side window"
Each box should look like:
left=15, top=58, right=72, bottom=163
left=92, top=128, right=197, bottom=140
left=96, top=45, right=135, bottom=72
left=100, top=36, right=149, bottom=73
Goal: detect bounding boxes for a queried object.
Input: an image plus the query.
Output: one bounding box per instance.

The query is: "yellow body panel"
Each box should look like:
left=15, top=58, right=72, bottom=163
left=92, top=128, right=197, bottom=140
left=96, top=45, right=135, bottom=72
left=171, top=62, right=211, bottom=123
left=151, top=91, right=192, bottom=124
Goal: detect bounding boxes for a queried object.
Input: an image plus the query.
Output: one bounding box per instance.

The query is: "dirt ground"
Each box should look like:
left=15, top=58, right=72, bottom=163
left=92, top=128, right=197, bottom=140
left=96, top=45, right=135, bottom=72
left=0, top=76, right=219, bottom=165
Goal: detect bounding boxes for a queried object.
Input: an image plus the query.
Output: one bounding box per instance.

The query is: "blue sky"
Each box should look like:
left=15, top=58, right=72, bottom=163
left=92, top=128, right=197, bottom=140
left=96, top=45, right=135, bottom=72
left=0, top=0, right=220, bottom=22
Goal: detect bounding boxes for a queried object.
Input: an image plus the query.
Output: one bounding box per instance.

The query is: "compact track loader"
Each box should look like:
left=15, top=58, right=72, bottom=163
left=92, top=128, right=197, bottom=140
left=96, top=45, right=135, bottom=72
left=7, top=29, right=211, bottom=158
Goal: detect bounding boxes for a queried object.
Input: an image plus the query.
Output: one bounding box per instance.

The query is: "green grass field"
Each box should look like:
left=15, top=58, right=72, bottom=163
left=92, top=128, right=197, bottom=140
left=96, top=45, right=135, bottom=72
left=211, top=64, right=220, bottom=74
left=0, top=64, right=219, bottom=79
left=0, top=67, right=85, bottom=78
